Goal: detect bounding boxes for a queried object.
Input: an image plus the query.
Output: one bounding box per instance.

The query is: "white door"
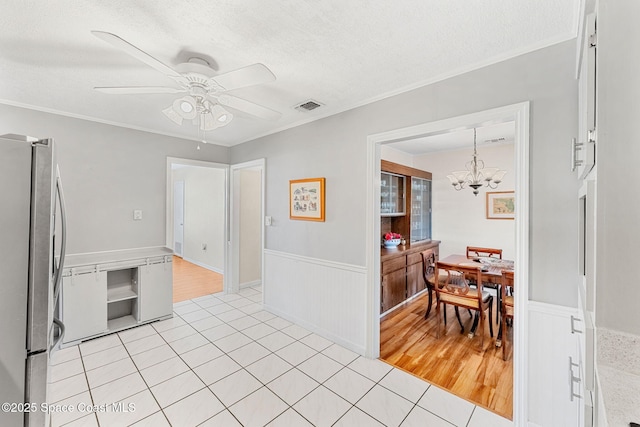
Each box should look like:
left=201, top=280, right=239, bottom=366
left=173, top=180, right=185, bottom=257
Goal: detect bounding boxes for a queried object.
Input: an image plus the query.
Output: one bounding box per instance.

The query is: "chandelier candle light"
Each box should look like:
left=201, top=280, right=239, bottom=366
left=446, top=128, right=507, bottom=196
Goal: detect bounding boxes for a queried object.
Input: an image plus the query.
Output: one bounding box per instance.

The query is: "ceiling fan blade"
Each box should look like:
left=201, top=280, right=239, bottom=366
left=210, top=63, right=276, bottom=91
left=91, top=31, right=184, bottom=81
left=216, top=95, right=281, bottom=121
left=94, top=86, right=185, bottom=94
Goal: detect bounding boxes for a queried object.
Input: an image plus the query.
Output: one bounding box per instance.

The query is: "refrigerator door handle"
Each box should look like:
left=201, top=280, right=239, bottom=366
left=50, top=317, right=65, bottom=352
left=53, top=168, right=67, bottom=303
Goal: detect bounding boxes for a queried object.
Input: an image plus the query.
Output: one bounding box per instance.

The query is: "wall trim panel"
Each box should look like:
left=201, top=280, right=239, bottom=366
left=263, top=249, right=367, bottom=355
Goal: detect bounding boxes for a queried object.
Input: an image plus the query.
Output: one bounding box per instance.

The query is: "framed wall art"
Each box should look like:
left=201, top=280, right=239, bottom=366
left=290, top=177, right=325, bottom=221
left=486, top=191, right=515, bottom=220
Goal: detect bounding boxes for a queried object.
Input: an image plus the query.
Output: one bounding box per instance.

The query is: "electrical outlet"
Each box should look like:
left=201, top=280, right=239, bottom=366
left=265, top=216, right=272, bottom=226
left=133, top=210, right=143, bottom=220
left=202, top=243, right=207, bottom=251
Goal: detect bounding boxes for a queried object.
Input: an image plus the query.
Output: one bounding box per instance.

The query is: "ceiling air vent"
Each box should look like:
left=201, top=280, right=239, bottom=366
left=294, top=99, right=323, bottom=112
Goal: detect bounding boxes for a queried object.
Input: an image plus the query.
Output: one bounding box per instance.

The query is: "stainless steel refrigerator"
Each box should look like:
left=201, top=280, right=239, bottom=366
left=0, top=134, right=66, bottom=427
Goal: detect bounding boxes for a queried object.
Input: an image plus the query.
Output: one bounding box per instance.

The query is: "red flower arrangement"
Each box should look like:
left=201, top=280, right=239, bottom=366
left=384, top=232, right=402, bottom=241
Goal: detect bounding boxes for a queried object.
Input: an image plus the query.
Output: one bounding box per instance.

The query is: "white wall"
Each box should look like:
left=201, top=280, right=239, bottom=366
left=380, top=145, right=415, bottom=167
left=413, top=143, right=516, bottom=259
left=231, top=40, right=579, bottom=353
left=595, top=0, right=640, bottom=335
left=239, top=169, right=261, bottom=285
left=172, top=166, right=226, bottom=272
left=0, top=104, right=229, bottom=255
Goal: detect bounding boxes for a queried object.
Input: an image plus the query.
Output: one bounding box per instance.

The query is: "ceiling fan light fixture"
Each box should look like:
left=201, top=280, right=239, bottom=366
left=211, top=104, right=232, bottom=124
left=162, top=106, right=183, bottom=125
left=172, top=96, right=197, bottom=120
left=180, top=100, right=193, bottom=113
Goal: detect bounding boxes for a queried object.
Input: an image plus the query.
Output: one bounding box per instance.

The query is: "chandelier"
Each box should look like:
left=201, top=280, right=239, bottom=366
left=446, top=128, right=506, bottom=196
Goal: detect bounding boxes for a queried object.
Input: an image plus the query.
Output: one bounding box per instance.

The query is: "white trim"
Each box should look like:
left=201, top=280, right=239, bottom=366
left=528, top=300, right=578, bottom=317
left=365, top=101, right=530, bottom=426
left=263, top=249, right=367, bottom=274
left=239, top=280, right=262, bottom=289
left=380, top=287, right=429, bottom=318
left=182, top=257, right=224, bottom=275
left=0, top=99, right=233, bottom=147
left=229, top=159, right=266, bottom=295
left=165, top=157, right=230, bottom=291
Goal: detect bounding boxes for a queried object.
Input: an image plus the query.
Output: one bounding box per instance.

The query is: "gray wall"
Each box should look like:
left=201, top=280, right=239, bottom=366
left=0, top=104, right=229, bottom=254
left=595, top=0, right=640, bottom=334
left=232, top=40, right=580, bottom=307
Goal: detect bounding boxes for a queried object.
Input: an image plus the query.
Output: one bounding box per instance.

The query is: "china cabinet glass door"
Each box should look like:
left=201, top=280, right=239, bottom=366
left=410, top=177, right=432, bottom=242
left=380, top=172, right=405, bottom=216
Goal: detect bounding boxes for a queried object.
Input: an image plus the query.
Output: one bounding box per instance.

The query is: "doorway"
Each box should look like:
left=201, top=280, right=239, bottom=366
left=379, top=122, right=516, bottom=418
left=166, top=157, right=228, bottom=302
left=365, top=102, right=530, bottom=425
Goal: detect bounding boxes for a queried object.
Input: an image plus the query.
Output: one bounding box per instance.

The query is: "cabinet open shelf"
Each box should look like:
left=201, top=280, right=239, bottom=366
left=107, top=315, right=137, bottom=331
left=107, top=284, right=138, bottom=303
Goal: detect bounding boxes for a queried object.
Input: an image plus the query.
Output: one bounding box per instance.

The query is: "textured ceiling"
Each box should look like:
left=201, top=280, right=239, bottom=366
left=0, top=1, right=578, bottom=146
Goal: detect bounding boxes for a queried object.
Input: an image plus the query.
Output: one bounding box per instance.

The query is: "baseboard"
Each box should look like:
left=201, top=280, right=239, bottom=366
left=183, top=257, right=223, bottom=275
left=380, top=287, right=429, bottom=318
left=264, top=303, right=366, bottom=356
left=240, top=280, right=261, bottom=289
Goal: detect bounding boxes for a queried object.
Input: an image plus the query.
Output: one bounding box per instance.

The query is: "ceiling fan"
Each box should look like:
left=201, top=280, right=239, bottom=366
left=91, top=31, right=281, bottom=131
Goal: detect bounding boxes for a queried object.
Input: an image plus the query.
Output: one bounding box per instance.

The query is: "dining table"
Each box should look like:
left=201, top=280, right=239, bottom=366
left=437, top=254, right=514, bottom=341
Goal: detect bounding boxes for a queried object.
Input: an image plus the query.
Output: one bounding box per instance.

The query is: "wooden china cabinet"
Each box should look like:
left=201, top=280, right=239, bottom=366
left=380, top=160, right=440, bottom=314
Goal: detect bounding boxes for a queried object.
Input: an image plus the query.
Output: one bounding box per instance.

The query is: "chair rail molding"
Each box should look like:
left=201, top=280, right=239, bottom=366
left=366, top=101, right=530, bottom=426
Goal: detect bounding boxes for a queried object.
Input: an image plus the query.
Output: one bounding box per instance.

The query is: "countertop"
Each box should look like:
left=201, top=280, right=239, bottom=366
left=597, top=328, right=640, bottom=426
left=380, top=240, right=440, bottom=261
left=63, top=246, right=173, bottom=269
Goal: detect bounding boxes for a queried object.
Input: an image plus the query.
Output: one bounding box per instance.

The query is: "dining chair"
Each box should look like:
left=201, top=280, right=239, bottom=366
left=466, top=246, right=503, bottom=325
left=420, top=249, right=438, bottom=319
left=421, top=250, right=466, bottom=332
left=466, top=246, right=503, bottom=259
left=499, top=269, right=515, bottom=360
left=434, top=261, right=493, bottom=350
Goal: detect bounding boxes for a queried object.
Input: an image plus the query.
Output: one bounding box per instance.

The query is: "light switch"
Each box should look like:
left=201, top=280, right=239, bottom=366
left=265, top=216, right=272, bottom=226
left=133, top=210, right=143, bottom=220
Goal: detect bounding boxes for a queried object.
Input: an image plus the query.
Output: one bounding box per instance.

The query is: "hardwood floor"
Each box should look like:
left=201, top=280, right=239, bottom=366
left=172, top=256, right=223, bottom=302
left=380, top=290, right=513, bottom=420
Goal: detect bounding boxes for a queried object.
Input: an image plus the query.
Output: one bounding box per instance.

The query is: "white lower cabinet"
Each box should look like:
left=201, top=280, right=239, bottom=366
left=61, top=247, right=173, bottom=346
left=61, top=271, right=108, bottom=342
left=139, top=260, right=173, bottom=322
left=528, top=302, right=582, bottom=427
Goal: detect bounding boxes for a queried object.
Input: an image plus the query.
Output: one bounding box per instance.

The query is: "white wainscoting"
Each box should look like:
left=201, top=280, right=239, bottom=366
left=528, top=301, right=580, bottom=427
left=263, top=249, right=368, bottom=355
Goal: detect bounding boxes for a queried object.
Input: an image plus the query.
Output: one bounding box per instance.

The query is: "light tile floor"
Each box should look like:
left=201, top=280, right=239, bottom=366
left=49, top=285, right=512, bottom=427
